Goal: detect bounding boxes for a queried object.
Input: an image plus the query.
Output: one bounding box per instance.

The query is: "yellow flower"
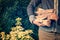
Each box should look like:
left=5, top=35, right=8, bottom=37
left=16, top=17, right=22, bottom=21
left=18, top=34, right=21, bottom=38
left=17, top=32, right=26, bottom=37
left=14, top=31, right=19, bottom=33
left=10, top=31, right=17, bottom=37
left=1, top=32, right=5, bottom=35
left=25, top=30, right=29, bottom=34
left=10, top=37, right=17, bottom=40
left=0, top=32, right=5, bottom=40
left=6, top=34, right=10, bottom=39
left=25, top=30, right=33, bottom=33
left=16, top=26, right=24, bottom=30
left=11, top=27, right=16, bottom=31
left=25, top=35, right=30, bottom=38
left=25, top=35, right=34, bottom=40
left=16, top=26, right=21, bottom=29
left=1, top=32, right=5, bottom=38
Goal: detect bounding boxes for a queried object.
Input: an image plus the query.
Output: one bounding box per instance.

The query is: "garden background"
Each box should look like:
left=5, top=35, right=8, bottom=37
left=0, top=0, right=38, bottom=40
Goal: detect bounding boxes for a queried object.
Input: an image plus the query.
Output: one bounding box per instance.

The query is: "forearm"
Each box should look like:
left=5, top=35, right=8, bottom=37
left=29, top=15, right=36, bottom=23
left=27, top=0, right=41, bottom=23
left=27, top=4, right=35, bottom=23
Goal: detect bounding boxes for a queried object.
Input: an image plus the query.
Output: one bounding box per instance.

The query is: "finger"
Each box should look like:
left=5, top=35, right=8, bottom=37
left=34, top=21, right=41, bottom=26
left=35, top=22, right=45, bottom=27
left=33, top=21, right=43, bottom=26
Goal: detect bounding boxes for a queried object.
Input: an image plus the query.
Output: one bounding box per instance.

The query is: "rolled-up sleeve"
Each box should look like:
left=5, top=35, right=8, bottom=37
left=27, top=0, right=41, bottom=23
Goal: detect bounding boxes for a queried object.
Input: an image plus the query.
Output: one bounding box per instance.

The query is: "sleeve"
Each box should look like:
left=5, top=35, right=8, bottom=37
left=27, top=0, right=41, bottom=23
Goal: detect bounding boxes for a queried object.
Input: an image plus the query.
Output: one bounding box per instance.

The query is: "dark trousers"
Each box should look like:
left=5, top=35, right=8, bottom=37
left=38, top=30, right=60, bottom=40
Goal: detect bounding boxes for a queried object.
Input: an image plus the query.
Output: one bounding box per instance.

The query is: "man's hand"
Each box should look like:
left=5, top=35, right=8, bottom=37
left=42, top=20, right=51, bottom=27
left=48, top=13, right=58, bottom=21
left=35, top=15, right=51, bottom=27
left=33, top=19, right=46, bottom=27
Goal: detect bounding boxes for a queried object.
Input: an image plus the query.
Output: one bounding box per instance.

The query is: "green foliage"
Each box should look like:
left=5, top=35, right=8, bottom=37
left=0, top=27, right=2, bottom=31
left=0, top=17, right=34, bottom=40
left=0, top=0, right=38, bottom=40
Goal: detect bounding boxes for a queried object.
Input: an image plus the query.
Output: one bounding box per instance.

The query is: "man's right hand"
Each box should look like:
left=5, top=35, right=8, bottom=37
left=33, top=19, right=51, bottom=27
left=33, top=19, right=45, bottom=27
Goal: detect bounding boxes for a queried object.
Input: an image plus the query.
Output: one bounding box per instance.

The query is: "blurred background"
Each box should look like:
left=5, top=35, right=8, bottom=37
left=0, top=0, right=38, bottom=40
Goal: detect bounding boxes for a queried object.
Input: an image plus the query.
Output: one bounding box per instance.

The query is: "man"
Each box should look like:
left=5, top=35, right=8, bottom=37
left=27, top=0, right=60, bottom=40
